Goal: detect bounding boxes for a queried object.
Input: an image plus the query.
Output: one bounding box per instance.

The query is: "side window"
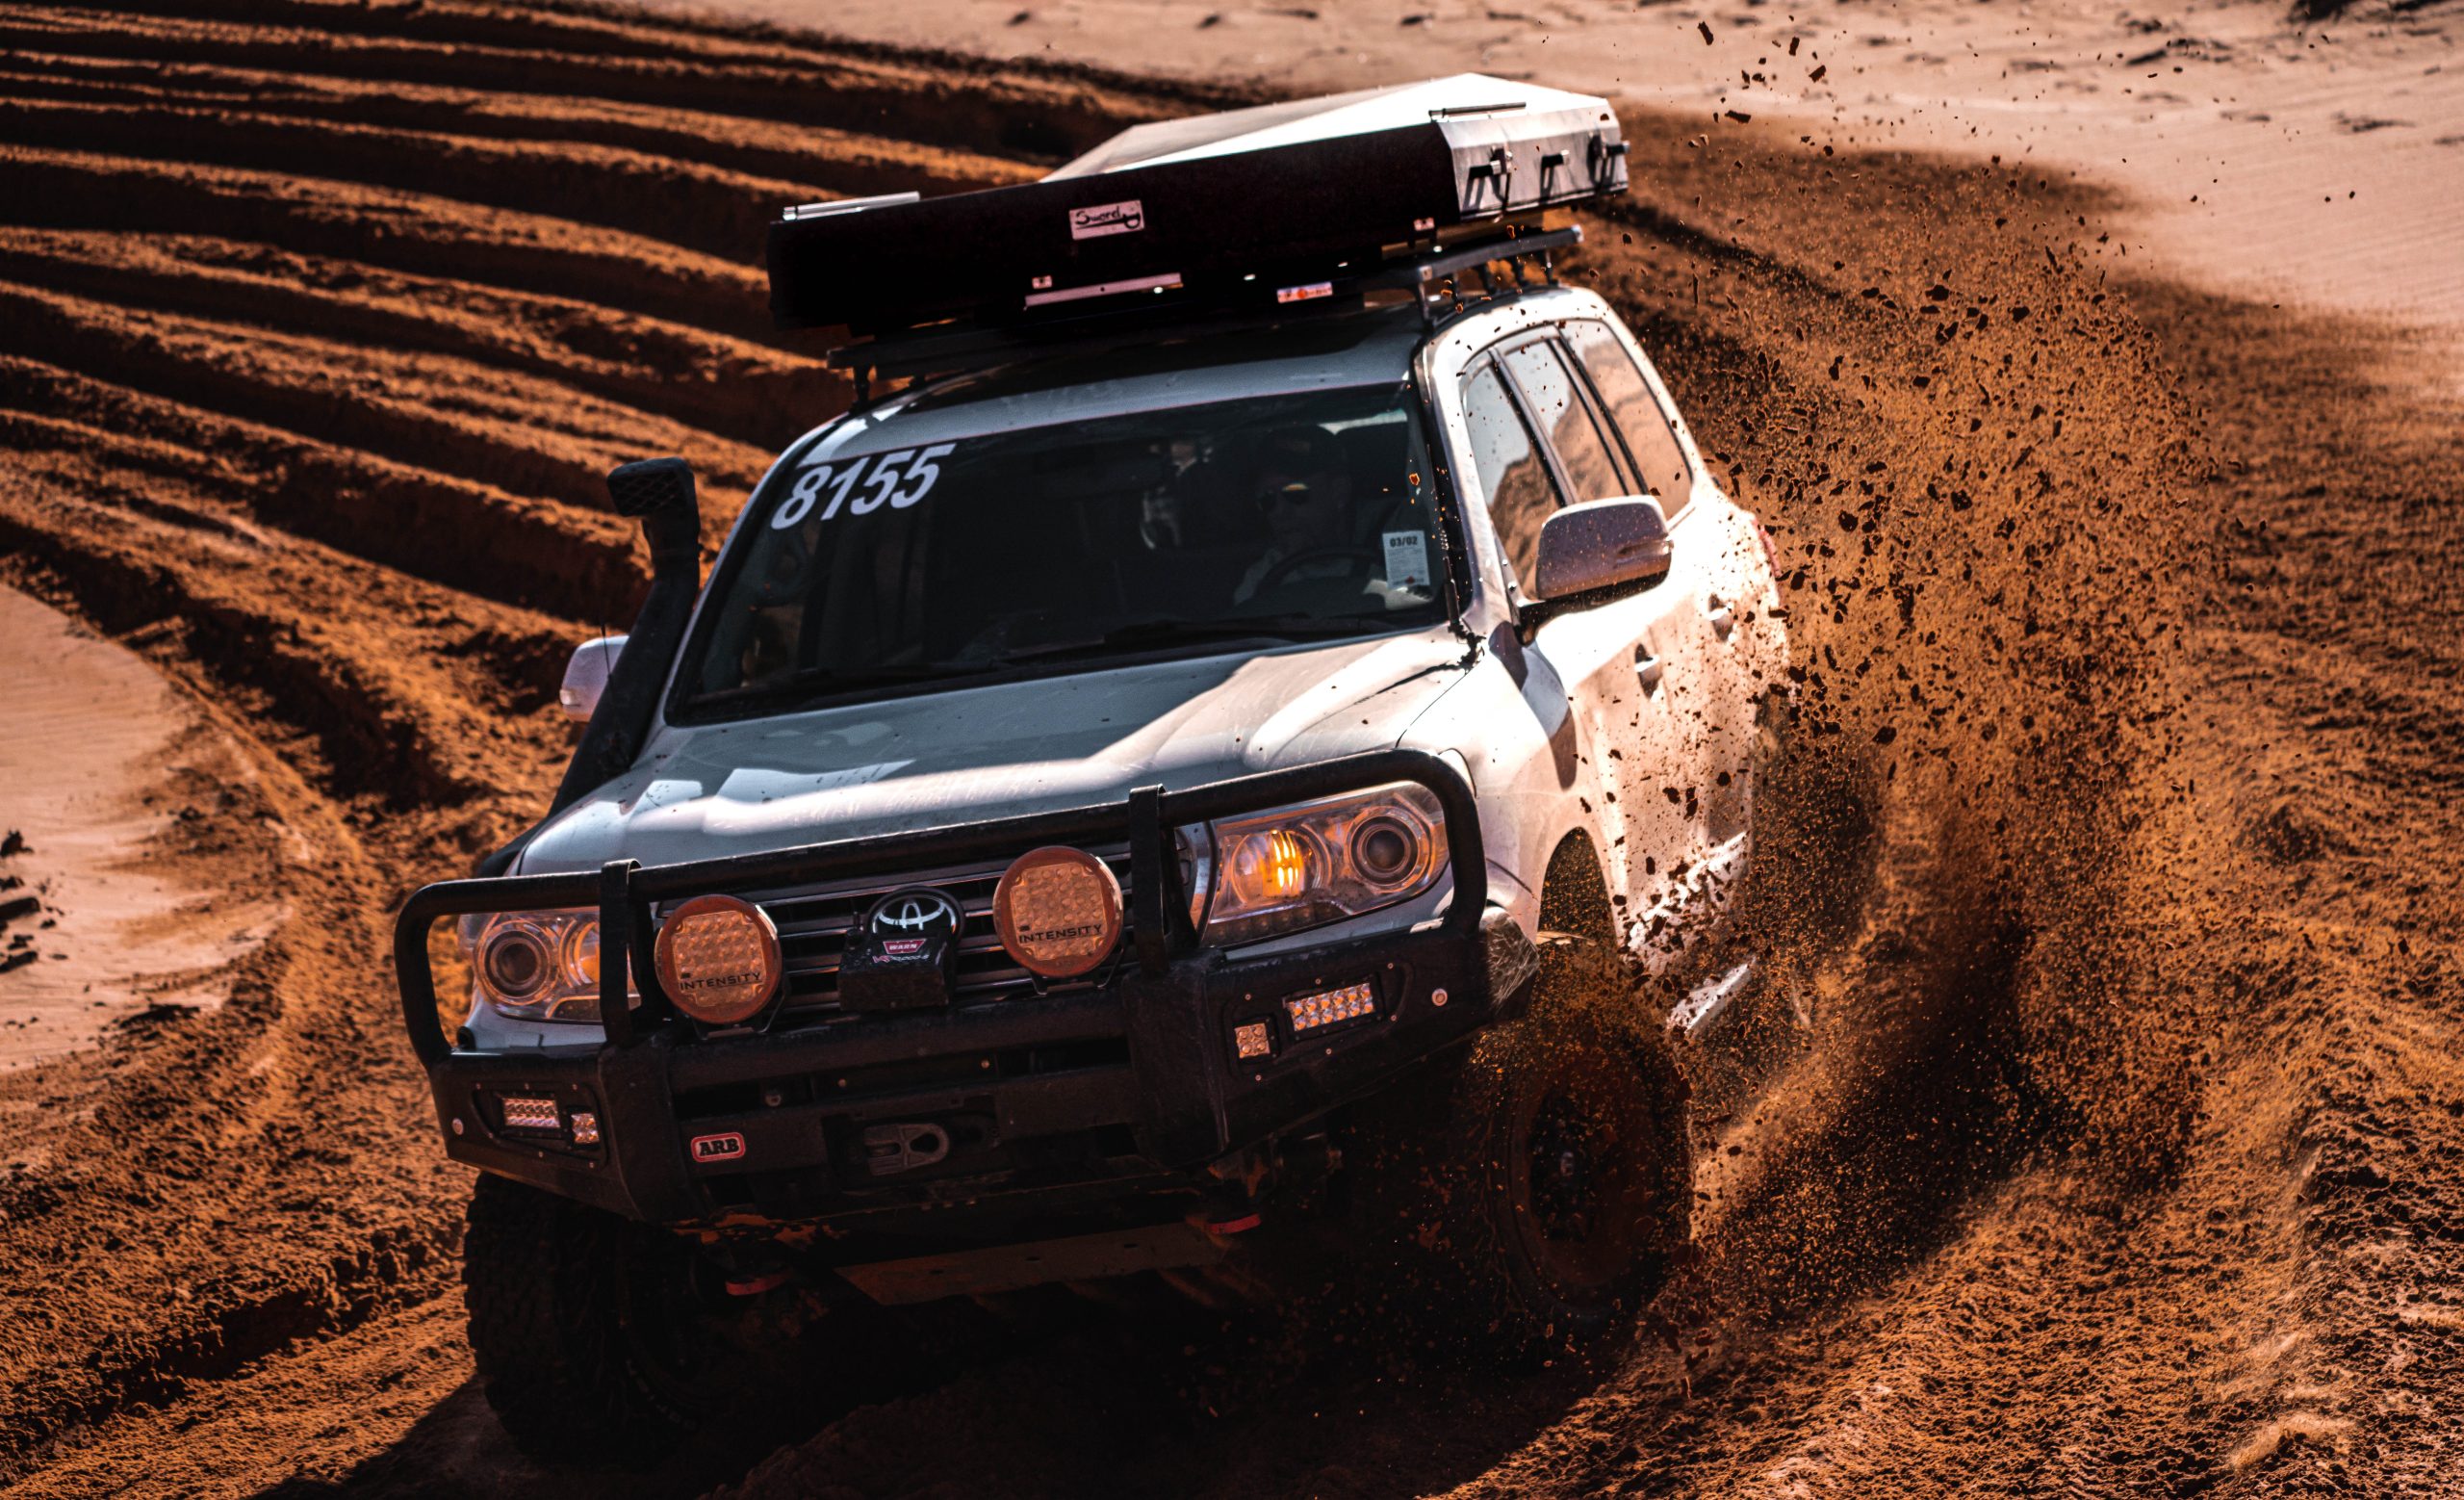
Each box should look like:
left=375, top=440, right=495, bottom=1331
left=1565, top=319, right=1691, bottom=515
left=1500, top=341, right=1630, bottom=504
left=1460, top=362, right=1566, bottom=590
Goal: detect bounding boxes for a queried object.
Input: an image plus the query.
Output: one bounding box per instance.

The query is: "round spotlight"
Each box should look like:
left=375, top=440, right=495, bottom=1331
left=654, top=894, right=783, bottom=1025
left=992, top=846, right=1123, bottom=979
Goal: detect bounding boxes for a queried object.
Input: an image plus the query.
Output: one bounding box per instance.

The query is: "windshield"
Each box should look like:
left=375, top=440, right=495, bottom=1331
left=679, top=382, right=1451, bottom=717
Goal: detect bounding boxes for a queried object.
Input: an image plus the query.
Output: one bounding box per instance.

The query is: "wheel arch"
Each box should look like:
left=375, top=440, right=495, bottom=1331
left=1538, top=829, right=1617, bottom=943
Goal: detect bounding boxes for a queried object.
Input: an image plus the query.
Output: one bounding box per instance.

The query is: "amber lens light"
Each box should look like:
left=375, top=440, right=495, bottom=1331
left=1260, top=830, right=1308, bottom=896
left=654, top=894, right=783, bottom=1025
left=1227, top=828, right=1314, bottom=904
left=993, top=846, right=1123, bottom=978
left=560, top=920, right=601, bottom=987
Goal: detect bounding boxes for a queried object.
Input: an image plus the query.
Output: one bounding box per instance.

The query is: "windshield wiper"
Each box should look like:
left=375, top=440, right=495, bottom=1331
left=694, top=660, right=1003, bottom=710
left=985, top=615, right=1382, bottom=666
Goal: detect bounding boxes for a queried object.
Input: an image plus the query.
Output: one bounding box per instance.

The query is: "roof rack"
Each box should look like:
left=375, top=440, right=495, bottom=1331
left=768, top=74, right=1626, bottom=375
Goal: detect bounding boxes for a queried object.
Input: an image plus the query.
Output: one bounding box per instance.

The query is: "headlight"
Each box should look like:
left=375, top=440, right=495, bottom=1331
left=459, top=908, right=621, bottom=1023
left=1187, top=783, right=1448, bottom=947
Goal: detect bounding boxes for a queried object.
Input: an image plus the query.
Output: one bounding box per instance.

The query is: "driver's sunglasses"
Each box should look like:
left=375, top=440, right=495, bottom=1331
left=1257, top=481, right=1324, bottom=512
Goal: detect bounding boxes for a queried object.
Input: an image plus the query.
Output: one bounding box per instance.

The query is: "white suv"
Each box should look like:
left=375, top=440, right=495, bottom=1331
left=398, top=279, right=1787, bottom=1461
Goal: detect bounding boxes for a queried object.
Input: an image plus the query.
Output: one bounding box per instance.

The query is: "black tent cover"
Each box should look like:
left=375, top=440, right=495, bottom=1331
left=766, top=74, right=1628, bottom=342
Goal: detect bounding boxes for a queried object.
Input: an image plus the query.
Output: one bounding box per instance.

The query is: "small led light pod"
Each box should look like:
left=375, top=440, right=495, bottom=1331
left=992, top=846, right=1123, bottom=978
left=654, top=893, right=783, bottom=1025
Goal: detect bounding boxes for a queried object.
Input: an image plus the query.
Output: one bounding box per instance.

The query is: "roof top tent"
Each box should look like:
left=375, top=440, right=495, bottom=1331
left=766, top=75, right=1630, bottom=377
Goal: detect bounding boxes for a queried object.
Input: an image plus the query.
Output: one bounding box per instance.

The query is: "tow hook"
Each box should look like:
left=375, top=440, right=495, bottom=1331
left=863, top=1122, right=953, bottom=1177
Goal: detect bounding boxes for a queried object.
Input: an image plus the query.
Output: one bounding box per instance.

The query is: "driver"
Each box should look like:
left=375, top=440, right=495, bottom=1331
left=1232, top=426, right=1358, bottom=605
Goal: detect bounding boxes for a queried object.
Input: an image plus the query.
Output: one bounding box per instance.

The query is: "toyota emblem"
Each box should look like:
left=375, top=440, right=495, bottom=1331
left=864, top=888, right=961, bottom=940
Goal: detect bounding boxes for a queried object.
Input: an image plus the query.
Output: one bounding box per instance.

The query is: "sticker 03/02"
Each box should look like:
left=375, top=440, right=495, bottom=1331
left=1382, top=529, right=1433, bottom=589
left=771, top=443, right=957, bottom=529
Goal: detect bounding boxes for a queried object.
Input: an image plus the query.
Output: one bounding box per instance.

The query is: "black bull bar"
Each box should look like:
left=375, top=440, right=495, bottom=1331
left=392, top=751, right=1530, bottom=1226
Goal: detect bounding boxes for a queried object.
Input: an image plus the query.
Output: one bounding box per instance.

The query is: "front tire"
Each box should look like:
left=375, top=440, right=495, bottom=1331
left=1345, top=937, right=1691, bottom=1360
left=462, top=1175, right=757, bottom=1465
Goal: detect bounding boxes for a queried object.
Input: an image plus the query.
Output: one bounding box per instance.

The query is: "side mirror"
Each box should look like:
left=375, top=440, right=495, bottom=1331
left=1529, top=496, right=1672, bottom=604
left=558, top=634, right=628, bottom=722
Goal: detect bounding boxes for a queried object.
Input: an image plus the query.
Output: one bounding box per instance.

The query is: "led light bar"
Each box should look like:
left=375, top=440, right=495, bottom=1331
left=500, top=1095, right=560, bottom=1132
left=1285, top=982, right=1376, bottom=1035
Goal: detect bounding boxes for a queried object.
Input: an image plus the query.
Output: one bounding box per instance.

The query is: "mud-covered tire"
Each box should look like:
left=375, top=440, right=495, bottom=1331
left=462, top=1174, right=735, bottom=1466
left=1344, top=937, right=1691, bottom=1360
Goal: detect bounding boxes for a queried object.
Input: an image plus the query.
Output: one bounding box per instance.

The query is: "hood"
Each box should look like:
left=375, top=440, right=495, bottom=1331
left=517, top=631, right=1468, bottom=875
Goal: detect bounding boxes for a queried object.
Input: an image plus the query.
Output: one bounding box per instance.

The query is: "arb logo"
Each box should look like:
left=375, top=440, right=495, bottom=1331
left=689, top=1131, right=745, bottom=1164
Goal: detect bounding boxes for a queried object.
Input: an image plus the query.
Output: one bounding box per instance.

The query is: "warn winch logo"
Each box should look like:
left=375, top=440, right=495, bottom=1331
left=689, top=1131, right=746, bottom=1164
left=1068, top=198, right=1144, bottom=239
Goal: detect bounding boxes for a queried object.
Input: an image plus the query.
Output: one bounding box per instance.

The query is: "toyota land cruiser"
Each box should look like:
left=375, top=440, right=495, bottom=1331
left=392, top=75, right=1789, bottom=1461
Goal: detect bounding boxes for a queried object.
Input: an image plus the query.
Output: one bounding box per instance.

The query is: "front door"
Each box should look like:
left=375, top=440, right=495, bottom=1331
left=1557, top=320, right=1754, bottom=914
left=1474, top=337, right=1719, bottom=963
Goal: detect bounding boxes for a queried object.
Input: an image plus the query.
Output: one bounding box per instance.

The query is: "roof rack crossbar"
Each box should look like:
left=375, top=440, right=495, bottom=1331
left=1391, top=224, right=1581, bottom=294
left=1389, top=224, right=1582, bottom=326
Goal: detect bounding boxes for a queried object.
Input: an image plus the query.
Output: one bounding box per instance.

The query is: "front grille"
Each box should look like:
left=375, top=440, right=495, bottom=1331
left=668, top=844, right=1137, bottom=1020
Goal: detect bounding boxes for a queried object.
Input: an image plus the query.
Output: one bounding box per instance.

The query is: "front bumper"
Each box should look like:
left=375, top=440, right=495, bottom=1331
left=395, top=751, right=1535, bottom=1230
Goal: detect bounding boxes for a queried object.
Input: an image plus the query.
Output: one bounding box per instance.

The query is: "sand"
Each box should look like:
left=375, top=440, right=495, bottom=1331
left=0, top=587, right=274, bottom=1068
left=0, top=1, right=2458, bottom=1495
